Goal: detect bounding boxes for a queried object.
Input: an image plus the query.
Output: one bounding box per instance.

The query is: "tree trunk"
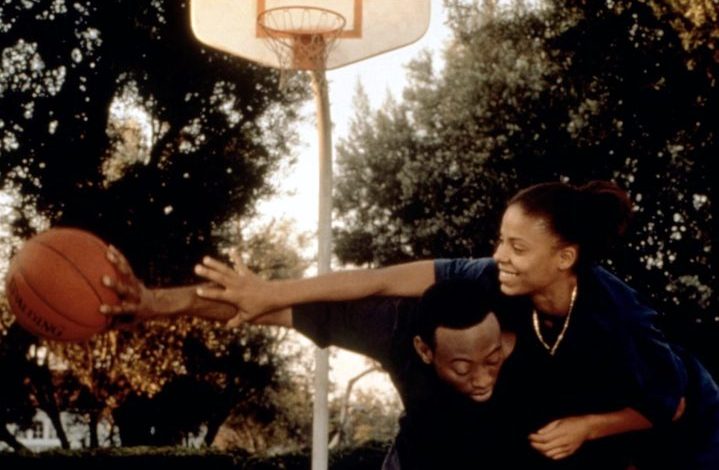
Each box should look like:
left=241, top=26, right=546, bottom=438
left=89, top=412, right=99, bottom=448
left=31, top=364, right=70, bottom=449
left=45, top=406, right=70, bottom=449
left=203, top=411, right=227, bottom=446
left=329, top=365, right=381, bottom=449
left=0, top=422, right=28, bottom=452
left=204, top=389, right=235, bottom=447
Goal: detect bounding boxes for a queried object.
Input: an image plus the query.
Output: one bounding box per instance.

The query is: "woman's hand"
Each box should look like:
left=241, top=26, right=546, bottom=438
left=194, top=254, right=275, bottom=317
left=529, top=415, right=594, bottom=460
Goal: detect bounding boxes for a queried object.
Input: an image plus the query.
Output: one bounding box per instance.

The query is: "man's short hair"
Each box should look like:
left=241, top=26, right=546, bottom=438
left=417, top=279, right=497, bottom=350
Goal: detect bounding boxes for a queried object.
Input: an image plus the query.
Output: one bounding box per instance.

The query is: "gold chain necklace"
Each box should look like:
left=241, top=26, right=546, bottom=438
left=532, top=285, right=577, bottom=356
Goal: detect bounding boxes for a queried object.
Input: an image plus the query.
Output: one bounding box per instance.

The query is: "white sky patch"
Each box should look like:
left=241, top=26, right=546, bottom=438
left=102, top=84, right=154, bottom=184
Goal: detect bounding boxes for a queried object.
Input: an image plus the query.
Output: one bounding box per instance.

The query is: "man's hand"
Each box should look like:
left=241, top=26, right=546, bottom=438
left=529, top=416, right=593, bottom=460
left=99, top=245, right=155, bottom=326
left=194, top=254, right=275, bottom=317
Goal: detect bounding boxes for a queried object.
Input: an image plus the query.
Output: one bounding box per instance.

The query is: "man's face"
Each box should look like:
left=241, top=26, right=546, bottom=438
left=415, top=313, right=510, bottom=402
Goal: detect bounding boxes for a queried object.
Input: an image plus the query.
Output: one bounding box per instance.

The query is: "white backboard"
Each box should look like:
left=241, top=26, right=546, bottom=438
left=190, top=0, right=431, bottom=70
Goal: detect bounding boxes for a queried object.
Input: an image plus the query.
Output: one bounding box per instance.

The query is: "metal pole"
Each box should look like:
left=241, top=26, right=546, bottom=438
left=310, top=68, right=331, bottom=470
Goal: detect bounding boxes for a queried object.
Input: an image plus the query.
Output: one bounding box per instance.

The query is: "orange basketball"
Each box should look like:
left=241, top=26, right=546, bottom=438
left=5, top=227, right=118, bottom=341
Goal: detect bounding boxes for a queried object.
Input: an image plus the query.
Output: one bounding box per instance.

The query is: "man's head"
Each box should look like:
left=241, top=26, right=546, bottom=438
left=413, top=279, right=514, bottom=402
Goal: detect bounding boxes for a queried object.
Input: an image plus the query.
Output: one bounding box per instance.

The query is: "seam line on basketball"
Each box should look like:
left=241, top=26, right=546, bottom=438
left=28, top=238, right=110, bottom=328
left=15, top=268, right=100, bottom=331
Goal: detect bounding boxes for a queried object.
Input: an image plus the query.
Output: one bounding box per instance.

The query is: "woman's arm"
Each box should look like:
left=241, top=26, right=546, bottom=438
left=193, top=256, right=435, bottom=316
left=528, top=407, right=652, bottom=460
left=528, top=399, right=685, bottom=461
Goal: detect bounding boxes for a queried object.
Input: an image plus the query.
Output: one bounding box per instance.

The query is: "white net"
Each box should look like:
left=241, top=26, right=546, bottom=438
left=257, top=7, right=346, bottom=89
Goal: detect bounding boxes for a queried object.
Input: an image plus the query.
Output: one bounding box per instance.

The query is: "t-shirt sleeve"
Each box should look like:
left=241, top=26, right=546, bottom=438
left=434, top=257, right=496, bottom=282
left=619, top=312, right=688, bottom=425
left=593, top=268, right=688, bottom=425
left=292, top=297, right=414, bottom=366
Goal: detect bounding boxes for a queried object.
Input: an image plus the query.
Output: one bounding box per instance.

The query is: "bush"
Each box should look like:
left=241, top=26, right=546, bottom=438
left=0, top=442, right=391, bottom=469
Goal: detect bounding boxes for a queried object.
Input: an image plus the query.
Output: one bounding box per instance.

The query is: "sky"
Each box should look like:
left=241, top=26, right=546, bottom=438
left=252, top=2, right=453, bottom=396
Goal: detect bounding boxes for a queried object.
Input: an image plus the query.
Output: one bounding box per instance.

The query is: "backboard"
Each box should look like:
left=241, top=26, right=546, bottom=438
left=190, top=0, right=431, bottom=70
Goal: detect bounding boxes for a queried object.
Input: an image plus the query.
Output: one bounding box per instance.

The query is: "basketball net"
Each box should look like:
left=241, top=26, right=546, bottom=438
left=257, top=7, right=346, bottom=90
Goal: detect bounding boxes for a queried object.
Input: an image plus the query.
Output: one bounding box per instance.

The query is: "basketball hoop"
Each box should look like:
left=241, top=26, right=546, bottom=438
left=257, top=6, right=346, bottom=88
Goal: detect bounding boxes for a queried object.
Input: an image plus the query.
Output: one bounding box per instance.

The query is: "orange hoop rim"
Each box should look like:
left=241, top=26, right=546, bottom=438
left=257, top=6, right=347, bottom=36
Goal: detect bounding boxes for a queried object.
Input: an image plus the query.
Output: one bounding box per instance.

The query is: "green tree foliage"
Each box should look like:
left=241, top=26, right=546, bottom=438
left=334, top=0, right=717, bottom=369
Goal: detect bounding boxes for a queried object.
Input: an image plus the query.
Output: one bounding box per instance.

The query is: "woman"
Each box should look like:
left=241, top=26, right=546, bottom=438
left=188, top=180, right=718, bottom=467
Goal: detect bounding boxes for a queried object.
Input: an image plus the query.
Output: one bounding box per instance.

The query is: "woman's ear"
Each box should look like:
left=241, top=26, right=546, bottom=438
left=413, top=336, right=434, bottom=364
left=558, top=245, right=578, bottom=271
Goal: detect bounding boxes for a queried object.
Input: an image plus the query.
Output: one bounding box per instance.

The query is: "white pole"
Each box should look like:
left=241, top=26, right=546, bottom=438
left=310, top=69, right=331, bottom=470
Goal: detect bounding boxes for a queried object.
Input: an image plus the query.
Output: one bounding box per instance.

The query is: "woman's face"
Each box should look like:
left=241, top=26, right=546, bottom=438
left=492, top=204, right=569, bottom=297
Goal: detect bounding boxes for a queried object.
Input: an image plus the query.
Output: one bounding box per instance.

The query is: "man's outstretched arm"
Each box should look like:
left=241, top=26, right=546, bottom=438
left=99, top=245, right=237, bottom=322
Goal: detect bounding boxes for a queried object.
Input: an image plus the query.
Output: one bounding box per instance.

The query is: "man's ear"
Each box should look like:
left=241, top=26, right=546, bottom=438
left=500, top=331, right=517, bottom=358
left=558, top=245, right=578, bottom=271
left=413, top=336, right=434, bottom=364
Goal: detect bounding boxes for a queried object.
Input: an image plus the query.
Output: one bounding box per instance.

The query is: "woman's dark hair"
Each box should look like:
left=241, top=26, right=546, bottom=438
left=507, top=180, right=633, bottom=268
left=417, top=279, right=497, bottom=350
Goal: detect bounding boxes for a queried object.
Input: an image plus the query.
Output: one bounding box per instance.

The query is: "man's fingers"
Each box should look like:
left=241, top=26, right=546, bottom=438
left=100, top=302, right=139, bottom=315
left=107, top=245, right=131, bottom=275
left=102, top=275, right=136, bottom=297
left=102, top=275, right=116, bottom=288
left=106, top=247, right=118, bottom=265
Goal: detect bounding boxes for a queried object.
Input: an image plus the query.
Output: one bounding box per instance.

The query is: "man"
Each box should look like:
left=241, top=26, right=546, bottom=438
left=253, top=279, right=520, bottom=469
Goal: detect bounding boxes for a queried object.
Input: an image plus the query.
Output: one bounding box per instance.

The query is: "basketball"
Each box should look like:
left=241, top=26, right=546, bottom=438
left=5, top=227, right=118, bottom=342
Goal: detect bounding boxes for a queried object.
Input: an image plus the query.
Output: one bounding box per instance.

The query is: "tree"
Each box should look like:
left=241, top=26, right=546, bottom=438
left=333, top=0, right=717, bottom=371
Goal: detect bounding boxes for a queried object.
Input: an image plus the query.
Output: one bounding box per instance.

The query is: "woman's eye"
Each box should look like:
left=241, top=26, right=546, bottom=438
left=512, top=244, right=526, bottom=253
